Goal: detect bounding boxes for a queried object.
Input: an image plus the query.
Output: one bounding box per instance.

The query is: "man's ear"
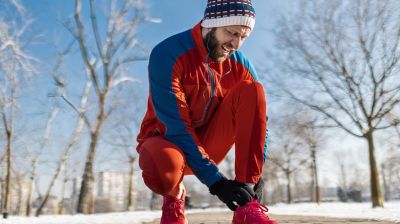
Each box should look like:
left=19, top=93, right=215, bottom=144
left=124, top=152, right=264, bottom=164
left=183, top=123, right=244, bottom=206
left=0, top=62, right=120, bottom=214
left=202, top=27, right=211, bottom=38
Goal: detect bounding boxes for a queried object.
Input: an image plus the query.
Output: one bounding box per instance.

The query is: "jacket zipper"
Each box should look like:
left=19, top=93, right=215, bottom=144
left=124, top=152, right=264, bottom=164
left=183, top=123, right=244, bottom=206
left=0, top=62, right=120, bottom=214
left=202, top=56, right=215, bottom=125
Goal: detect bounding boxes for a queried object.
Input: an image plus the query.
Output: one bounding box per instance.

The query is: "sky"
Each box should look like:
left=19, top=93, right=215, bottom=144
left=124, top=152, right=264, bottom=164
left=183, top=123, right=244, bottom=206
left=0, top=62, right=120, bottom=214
left=20, top=0, right=288, bottom=80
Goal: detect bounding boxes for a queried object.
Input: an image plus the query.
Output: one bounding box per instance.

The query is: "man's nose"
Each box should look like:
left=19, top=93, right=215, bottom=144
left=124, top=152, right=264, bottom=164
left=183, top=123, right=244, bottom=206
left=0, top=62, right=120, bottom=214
left=230, top=37, right=241, bottom=50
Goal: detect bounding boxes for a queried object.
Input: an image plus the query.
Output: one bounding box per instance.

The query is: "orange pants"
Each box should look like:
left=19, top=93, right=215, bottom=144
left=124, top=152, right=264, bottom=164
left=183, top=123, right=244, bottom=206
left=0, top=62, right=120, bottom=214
left=138, top=80, right=267, bottom=196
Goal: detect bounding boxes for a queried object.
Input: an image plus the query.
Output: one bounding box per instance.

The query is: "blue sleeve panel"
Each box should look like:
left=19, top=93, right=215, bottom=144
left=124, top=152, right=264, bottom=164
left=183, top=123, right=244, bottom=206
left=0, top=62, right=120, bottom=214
left=230, top=51, right=260, bottom=82
left=148, top=29, right=223, bottom=188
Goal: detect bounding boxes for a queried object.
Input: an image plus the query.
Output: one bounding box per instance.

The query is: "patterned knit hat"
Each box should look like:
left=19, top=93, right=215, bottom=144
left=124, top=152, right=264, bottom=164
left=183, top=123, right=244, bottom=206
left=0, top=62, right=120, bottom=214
left=201, top=0, right=256, bottom=30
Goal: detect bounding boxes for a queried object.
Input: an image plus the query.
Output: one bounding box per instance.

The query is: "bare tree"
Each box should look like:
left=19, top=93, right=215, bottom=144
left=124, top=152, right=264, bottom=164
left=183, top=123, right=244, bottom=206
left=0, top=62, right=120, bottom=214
left=262, top=159, right=284, bottom=204
left=381, top=148, right=400, bottom=201
left=35, top=40, right=88, bottom=216
left=126, top=156, right=136, bottom=211
left=34, top=81, right=88, bottom=216
left=102, top=124, right=139, bottom=211
left=293, top=113, right=325, bottom=204
left=12, top=171, right=22, bottom=215
left=335, top=151, right=349, bottom=195
left=269, top=0, right=400, bottom=207
left=269, top=117, right=309, bottom=204
left=22, top=105, right=59, bottom=217
left=58, top=0, right=158, bottom=214
left=270, top=143, right=308, bottom=204
left=58, top=167, right=71, bottom=215
left=100, top=87, right=145, bottom=211
left=0, top=1, right=38, bottom=218
left=25, top=158, right=36, bottom=216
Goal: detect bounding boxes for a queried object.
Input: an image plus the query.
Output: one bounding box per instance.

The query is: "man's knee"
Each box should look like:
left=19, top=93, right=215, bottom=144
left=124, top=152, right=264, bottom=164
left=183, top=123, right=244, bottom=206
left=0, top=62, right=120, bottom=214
left=235, top=80, right=265, bottom=96
left=138, top=137, right=186, bottom=196
left=142, top=170, right=181, bottom=195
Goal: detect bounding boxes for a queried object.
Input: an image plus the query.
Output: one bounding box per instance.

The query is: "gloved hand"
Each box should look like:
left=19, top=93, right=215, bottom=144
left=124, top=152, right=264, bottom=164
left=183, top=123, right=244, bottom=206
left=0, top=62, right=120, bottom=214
left=209, top=178, right=255, bottom=211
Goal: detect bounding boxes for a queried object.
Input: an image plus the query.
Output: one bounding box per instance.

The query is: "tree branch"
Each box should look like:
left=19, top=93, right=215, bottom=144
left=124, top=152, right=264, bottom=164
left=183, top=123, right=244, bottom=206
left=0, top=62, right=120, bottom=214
left=74, top=0, right=102, bottom=95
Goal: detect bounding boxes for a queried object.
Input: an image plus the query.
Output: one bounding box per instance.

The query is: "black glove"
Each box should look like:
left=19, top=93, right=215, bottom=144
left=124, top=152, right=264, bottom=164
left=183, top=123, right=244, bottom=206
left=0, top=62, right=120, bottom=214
left=254, top=178, right=265, bottom=202
left=209, top=178, right=255, bottom=211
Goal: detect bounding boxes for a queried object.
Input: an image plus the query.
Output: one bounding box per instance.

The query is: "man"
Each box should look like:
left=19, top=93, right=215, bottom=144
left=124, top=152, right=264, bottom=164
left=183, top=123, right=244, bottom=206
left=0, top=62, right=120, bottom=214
left=137, top=1, right=277, bottom=223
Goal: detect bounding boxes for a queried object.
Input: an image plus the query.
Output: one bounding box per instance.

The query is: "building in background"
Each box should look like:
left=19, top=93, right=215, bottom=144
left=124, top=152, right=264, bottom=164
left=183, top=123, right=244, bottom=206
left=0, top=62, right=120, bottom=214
left=70, top=171, right=138, bottom=213
left=95, top=171, right=135, bottom=212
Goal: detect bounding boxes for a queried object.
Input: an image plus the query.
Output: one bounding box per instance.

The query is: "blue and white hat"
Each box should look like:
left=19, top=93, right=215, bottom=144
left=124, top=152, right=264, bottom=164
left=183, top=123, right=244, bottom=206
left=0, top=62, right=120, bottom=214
left=201, top=0, right=256, bottom=30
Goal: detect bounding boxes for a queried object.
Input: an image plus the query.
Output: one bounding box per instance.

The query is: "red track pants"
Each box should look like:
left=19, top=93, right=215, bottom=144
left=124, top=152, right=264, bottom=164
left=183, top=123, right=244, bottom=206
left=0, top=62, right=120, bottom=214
left=138, top=80, right=267, bottom=196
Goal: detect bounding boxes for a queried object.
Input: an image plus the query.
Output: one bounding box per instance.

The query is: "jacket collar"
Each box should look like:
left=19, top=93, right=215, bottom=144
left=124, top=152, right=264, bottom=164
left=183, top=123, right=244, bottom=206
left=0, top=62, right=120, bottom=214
left=191, top=21, right=209, bottom=61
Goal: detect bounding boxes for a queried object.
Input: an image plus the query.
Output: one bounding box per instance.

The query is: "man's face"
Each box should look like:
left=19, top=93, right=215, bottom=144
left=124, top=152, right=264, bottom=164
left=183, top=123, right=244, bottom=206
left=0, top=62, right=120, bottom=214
left=204, top=25, right=251, bottom=62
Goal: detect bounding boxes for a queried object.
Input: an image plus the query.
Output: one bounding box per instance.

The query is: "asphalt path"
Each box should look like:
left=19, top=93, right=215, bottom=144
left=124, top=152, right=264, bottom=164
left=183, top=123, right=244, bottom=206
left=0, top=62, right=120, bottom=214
left=144, top=211, right=397, bottom=224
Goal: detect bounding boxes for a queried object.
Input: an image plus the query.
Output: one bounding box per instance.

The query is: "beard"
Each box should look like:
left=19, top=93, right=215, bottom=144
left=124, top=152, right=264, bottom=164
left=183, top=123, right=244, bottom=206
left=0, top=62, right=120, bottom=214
left=203, top=28, right=232, bottom=62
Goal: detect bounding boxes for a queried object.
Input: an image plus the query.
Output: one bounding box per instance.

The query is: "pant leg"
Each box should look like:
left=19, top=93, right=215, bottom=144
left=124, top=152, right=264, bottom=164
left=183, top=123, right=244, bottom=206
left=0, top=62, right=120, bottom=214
left=138, top=80, right=267, bottom=196
left=138, top=136, right=186, bottom=196
left=198, top=80, right=267, bottom=184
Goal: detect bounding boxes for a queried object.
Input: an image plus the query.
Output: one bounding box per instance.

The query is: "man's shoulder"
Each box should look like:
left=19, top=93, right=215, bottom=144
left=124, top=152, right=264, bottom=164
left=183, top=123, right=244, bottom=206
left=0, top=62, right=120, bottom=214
left=151, top=28, right=195, bottom=58
left=230, top=50, right=251, bottom=64
left=230, top=50, right=258, bottom=80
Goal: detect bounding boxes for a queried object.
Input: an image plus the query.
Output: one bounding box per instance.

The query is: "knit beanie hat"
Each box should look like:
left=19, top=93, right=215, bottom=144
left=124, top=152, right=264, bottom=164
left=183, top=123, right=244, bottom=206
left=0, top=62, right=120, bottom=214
left=201, top=0, right=256, bottom=30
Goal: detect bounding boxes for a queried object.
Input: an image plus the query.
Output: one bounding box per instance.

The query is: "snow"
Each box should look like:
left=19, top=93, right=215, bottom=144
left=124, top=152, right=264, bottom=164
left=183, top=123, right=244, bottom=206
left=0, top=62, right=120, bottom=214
left=1, top=202, right=399, bottom=224
left=269, top=201, right=400, bottom=223
left=0, top=211, right=162, bottom=224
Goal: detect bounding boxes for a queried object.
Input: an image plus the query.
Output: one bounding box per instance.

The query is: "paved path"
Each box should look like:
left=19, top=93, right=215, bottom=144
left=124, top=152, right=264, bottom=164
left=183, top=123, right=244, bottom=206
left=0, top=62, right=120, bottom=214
left=144, top=211, right=397, bottom=224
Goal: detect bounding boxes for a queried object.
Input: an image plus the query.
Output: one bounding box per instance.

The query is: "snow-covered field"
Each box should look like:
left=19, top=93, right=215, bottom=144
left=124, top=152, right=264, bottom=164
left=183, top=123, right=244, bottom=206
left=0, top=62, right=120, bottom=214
left=1, top=202, right=399, bottom=224
left=270, top=202, right=400, bottom=223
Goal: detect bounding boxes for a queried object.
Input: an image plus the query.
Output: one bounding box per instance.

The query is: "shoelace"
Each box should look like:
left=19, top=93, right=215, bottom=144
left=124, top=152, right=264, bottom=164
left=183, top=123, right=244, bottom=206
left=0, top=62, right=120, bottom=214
left=167, top=199, right=185, bottom=217
left=245, top=200, right=270, bottom=221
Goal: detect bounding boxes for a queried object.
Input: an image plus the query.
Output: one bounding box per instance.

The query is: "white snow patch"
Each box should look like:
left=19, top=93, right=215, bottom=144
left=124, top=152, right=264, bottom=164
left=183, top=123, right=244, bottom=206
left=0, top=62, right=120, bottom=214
left=0, top=202, right=399, bottom=223
left=0, top=211, right=161, bottom=224
left=268, top=201, right=400, bottom=223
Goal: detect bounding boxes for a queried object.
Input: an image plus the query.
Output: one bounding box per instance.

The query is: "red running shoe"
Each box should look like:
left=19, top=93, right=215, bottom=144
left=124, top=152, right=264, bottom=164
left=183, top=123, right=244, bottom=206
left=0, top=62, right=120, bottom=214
left=160, top=189, right=188, bottom=224
left=232, top=199, right=278, bottom=224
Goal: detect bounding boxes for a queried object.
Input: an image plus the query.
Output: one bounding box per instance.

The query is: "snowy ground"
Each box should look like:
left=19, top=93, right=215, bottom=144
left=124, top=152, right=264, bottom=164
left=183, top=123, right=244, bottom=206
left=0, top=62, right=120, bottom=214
left=1, top=202, right=399, bottom=224
left=270, top=201, right=400, bottom=223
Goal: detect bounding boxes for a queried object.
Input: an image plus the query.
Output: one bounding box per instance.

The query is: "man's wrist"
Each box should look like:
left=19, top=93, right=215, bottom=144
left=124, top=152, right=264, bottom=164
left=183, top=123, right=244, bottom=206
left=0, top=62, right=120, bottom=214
left=209, top=177, right=227, bottom=195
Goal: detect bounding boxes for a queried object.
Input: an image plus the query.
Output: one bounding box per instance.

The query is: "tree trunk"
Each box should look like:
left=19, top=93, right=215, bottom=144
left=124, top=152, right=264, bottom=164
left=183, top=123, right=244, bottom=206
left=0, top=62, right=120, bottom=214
left=26, top=158, right=37, bottom=216
left=25, top=178, right=33, bottom=216
left=285, top=171, right=292, bottom=204
left=15, top=177, right=22, bottom=215
left=150, top=192, right=158, bottom=210
left=75, top=135, right=99, bottom=214
left=381, top=164, right=390, bottom=201
left=365, top=130, right=384, bottom=208
left=126, top=157, right=135, bottom=211
left=76, top=94, right=105, bottom=214
left=36, top=155, right=67, bottom=216
left=35, top=118, right=83, bottom=216
left=58, top=176, right=67, bottom=215
left=3, top=139, right=11, bottom=219
left=311, top=149, right=320, bottom=204
left=89, top=189, right=95, bottom=213
left=0, top=179, right=3, bottom=211
left=310, top=163, right=315, bottom=202
left=339, top=163, right=347, bottom=192
left=2, top=110, right=13, bottom=219
left=76, top=135, right=97, bottom=214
